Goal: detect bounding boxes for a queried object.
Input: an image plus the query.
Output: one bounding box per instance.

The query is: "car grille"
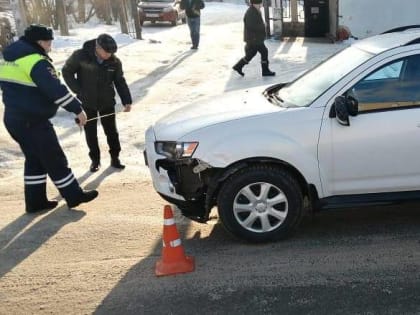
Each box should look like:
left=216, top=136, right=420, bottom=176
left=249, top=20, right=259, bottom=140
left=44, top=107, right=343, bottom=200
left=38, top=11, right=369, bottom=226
left=142, top=7, right=164, bottom=14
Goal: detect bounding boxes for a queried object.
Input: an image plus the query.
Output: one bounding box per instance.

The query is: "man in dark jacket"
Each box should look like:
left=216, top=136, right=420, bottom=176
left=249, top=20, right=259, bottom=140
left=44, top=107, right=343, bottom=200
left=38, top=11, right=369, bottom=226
left=232, top=0, right=275, bottom=77
left=0, top=24, right=98, bottom=213
left=62, top=34, right=132, bottom=172
left=180, top=0, right=205, bottom=49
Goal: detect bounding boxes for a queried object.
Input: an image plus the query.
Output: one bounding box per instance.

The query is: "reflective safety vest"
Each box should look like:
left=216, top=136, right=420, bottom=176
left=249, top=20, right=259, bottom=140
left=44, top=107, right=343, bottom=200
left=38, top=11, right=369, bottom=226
left=0, top=54, right=47, bottom=87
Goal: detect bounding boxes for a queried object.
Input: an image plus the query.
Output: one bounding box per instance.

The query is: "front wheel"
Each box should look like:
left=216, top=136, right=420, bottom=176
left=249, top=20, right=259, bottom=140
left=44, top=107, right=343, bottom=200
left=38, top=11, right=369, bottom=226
left=217, top=165, right=303, bottom=242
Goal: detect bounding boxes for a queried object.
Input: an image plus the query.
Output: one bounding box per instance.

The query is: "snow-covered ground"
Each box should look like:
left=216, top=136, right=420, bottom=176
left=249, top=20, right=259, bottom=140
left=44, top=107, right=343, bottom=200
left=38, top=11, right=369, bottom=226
left=0, top=1, right=349, bottom=185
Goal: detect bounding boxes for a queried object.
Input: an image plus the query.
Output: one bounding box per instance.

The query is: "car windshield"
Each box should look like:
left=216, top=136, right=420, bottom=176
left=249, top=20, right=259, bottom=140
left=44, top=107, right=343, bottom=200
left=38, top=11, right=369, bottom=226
left=276, top=46, right=373, bottom=107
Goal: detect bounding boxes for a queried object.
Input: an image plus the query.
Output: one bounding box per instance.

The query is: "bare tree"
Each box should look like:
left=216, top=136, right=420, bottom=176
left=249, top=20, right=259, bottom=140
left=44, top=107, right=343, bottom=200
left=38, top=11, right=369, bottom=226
left=78, top=0, right=85, bottom=23
left=118, top=1, right=128, bottom=34
left=104, top=0, right=111, bottom=25
left=30, top=0, right=50, bottom=25
left=10, top=0, right=27, bottom=36
left=92, top=0, right=112, bottom=24
left=131, top=0, right=142, bottom=39
left=56, top=0, right=69, bottom=35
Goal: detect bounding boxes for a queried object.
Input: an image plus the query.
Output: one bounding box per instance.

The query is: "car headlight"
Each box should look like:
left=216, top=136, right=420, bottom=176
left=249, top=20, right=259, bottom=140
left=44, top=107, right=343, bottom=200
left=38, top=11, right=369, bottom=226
left=155, top=141, right=199, bottom=159
left=162, top=7, right=174, bottom=13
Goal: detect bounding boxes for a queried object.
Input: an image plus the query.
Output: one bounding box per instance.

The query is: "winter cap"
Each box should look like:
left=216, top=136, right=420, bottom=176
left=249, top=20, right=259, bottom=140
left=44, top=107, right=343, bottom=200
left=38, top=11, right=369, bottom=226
left=96, top=34, right=117, bottom=54
left=24, top=24, right=54, bottom=42
left=250, top=0, right=263, bottom=4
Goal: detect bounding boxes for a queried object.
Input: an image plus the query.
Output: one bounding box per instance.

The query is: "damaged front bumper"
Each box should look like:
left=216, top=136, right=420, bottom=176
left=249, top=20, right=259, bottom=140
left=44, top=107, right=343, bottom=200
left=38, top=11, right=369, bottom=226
left=144, top=132, right=219, bottom=222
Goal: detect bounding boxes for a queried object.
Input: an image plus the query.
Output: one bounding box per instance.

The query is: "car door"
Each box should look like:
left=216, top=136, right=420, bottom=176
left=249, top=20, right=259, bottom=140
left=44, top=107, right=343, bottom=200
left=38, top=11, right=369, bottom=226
left=319, top=54, right=420, bottom=196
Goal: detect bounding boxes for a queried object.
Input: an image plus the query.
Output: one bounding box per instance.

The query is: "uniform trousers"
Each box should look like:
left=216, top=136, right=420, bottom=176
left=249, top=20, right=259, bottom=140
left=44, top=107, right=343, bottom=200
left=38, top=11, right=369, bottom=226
left=4, top=116, right=84, bottom=209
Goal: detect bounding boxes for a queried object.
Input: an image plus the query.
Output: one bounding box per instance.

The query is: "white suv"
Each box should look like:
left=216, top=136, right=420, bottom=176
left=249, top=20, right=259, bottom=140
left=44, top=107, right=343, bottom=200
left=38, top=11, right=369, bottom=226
left=144, top=26, right=420, bottom=242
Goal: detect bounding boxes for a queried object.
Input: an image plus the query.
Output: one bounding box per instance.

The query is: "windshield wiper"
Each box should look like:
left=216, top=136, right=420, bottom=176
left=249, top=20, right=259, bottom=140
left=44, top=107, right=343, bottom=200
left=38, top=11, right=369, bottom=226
left=266, top=93, right=285, bottom=106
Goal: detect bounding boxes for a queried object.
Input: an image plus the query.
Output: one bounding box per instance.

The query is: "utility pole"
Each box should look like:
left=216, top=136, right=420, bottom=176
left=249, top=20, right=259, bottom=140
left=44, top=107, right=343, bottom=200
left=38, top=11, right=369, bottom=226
left=10, top=0, right=28, bottom=36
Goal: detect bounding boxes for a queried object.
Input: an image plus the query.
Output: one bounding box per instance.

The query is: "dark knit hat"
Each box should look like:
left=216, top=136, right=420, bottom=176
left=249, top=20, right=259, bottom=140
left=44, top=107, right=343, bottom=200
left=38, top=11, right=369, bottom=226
left=250, top=0, right=262, bottom=4
left=96, top=34, right=117, bottom=53
left=24, top=24, right=54, bottom=42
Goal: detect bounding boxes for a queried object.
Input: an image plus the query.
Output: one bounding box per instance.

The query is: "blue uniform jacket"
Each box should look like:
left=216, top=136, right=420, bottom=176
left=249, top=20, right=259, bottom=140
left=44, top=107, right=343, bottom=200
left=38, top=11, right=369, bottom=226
left=1, top=38, right=82, bottom=123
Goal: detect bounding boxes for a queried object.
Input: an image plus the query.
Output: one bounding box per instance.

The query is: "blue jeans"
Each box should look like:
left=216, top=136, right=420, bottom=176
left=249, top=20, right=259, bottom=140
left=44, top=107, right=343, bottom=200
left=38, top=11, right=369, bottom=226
left=187, top=16, right=200, bottom=48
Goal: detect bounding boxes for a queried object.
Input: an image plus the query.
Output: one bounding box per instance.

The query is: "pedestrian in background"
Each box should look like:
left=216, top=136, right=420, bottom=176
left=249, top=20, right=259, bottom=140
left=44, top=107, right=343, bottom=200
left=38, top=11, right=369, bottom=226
left=62, top=34, right=132, bottom=172
left=180, top=0, right=205, bottom=50
left=232, top=0, right=276, bottom=77
left=0, top=24, right=98, bottom=213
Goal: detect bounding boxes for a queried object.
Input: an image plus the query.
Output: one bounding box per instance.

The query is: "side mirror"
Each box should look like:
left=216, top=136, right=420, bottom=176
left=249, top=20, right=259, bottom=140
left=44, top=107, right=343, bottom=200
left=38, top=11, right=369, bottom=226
left=334, top=96, right=350, bottom=126
left=346, top=95, right=359, bottom=116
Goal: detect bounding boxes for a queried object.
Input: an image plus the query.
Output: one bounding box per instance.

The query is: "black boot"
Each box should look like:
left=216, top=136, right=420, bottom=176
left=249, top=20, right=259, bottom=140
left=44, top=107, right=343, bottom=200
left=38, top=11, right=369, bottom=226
left=111, top=157, right=125, bottom=170
left=67, top=190, right=99, bottom=209
left=262, top=61, right=276, bottom=76
left=233, top=58, right=247, bottom=77
left=26, top=200, right=58, bottom=213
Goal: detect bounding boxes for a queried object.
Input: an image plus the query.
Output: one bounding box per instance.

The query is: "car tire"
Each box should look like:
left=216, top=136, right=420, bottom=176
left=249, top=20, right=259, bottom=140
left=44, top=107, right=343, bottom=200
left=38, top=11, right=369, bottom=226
left=217, top=165, right=303, bottom=242
left=181, top=17, right=186, bottom=24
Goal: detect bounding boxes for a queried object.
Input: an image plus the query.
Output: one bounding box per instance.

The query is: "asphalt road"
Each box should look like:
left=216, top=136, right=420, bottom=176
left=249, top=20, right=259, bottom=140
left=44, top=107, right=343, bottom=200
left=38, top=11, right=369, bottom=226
left=95, top=198, right=420, bottom=314
left=2, top=178, right=420, bottom=314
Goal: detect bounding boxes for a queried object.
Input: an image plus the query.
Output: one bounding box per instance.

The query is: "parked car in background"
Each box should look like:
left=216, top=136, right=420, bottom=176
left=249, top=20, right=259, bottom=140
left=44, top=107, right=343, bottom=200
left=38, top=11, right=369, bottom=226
left=138, top=0, right=186, bottom=26
left=144, top=26, right=420, bottom=243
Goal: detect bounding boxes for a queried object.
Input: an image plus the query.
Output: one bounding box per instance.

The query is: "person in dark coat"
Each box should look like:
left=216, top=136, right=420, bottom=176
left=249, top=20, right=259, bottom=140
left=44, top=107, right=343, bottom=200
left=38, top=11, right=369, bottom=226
left=62, top=34, right=132, bottom=172
left=232, top=0, right=275, bottom=77
left=0, top=24, right=98, bottom=213
left=180, top=0, right=205, bottom=49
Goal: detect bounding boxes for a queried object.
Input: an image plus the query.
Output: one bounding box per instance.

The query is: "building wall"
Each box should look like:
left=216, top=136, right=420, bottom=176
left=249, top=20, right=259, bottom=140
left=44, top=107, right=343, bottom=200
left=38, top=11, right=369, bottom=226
left=339, top=0, right=420, bottom=39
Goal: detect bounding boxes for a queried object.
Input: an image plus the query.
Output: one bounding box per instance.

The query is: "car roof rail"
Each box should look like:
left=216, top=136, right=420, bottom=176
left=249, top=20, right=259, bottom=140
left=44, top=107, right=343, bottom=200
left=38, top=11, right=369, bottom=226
left=381, top=25, right=420, bottom=34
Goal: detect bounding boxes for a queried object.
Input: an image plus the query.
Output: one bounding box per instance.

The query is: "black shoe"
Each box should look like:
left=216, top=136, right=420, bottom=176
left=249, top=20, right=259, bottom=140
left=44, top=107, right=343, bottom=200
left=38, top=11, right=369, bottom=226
left=67, top=190, right=99, bottom=209
left=26, top=200, right=58, bottom=213
left=111, top=159, right=125, bottom=170
left=90, top=162, right=100, bottom=172
left=233, top=65, right=245, bottom=77
left=262, top=70, right=276, bottom=77
left=190, top=46, right=198, bottom=50
left=233, top=59, right=247, bottom=77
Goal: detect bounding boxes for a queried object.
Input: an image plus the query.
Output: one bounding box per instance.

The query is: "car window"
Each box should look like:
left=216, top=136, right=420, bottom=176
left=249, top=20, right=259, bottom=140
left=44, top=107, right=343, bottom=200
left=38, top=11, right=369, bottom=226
left=350, top=54, right=420, bottom=113
left=276, top=46, right=372, bottom=107
left=364, top=61, right=403, bottom=80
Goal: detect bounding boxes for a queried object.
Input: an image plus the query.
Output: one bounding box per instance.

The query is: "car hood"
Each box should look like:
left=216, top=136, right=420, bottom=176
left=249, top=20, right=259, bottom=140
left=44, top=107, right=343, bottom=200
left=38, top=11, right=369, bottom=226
left=153, top=86, right=286, bottom=140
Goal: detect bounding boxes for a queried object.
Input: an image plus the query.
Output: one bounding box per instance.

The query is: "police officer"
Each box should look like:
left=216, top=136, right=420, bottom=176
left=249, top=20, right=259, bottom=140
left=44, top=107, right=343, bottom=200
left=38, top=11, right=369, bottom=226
left=0, top=24, right=99, bottom=213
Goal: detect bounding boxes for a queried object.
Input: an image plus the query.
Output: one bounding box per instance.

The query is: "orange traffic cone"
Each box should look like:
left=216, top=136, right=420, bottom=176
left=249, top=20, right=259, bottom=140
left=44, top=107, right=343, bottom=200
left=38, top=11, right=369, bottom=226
left=155, top=205, right=195, bottom=276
